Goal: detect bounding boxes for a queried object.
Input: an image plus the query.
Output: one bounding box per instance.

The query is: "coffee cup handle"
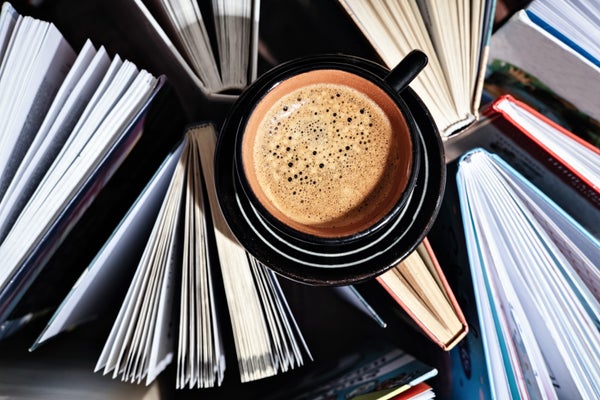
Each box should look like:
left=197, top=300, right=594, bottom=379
left=385, top=49, right=428, bottom=93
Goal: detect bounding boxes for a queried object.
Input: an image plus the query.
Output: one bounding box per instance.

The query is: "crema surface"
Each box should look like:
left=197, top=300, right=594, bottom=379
left=252, top=82, right=405, bottom=234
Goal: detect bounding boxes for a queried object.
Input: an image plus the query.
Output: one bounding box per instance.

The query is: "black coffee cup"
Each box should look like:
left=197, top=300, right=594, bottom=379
left=214, top=52, right=446, bottom=285
left=235, top=51, right=427, bottom=245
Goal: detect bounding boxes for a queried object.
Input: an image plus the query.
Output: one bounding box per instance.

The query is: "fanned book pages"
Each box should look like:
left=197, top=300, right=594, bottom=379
left=35, top=124, right=311, bottom=388
left=457, top=148, right=600, bottom=399
left=0, top=2, right=169, bottom=325
left=526, top=0, right=600, bottom=68
left=193, top=124, right=311, bottom=385
left=141, top=0, right=260, bottom=95
left=445, top=94, right=600, bottom=238
left=375, top=238, right=467, bottom=351
left=336, top=0, right=496, bottom=137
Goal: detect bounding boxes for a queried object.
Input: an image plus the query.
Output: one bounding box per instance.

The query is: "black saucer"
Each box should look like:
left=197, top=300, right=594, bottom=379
left=215, top=55, right=445, bottom=285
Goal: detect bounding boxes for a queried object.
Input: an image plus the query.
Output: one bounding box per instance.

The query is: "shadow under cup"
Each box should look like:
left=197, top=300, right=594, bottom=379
left=238, top=69, right=420, bottom=243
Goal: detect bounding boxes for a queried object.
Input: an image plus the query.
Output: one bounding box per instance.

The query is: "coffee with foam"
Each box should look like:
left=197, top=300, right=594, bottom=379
left=242, top=69, right=413, bottom=238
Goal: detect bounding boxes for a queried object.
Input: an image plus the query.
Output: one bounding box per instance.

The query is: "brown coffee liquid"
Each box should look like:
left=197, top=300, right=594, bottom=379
left=251, top=82, right=408, bottom=237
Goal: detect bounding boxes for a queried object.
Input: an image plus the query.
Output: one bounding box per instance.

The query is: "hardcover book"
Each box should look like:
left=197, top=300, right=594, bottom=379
left=489, top=4, right=600, bottom=124
left=336, top=0, right=496, bottom=138
left=457, top=148, right=600, bottom=399
left=446, top=94, right=600, bottom=238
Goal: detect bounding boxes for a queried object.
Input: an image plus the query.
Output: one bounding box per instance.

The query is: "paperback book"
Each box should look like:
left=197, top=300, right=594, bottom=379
left=0, top=2, right=181, bottom=331
left=34, top=124, right=311, bottom=388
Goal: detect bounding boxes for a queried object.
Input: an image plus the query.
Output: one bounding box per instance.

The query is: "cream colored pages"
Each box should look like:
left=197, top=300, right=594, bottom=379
left=337, top=0, right=491, bottom=137
left=377, top=249, right=464, bottom=347
left=195, top=124, right=310, bottom=383
left=143, top=0, right=259, bottom=93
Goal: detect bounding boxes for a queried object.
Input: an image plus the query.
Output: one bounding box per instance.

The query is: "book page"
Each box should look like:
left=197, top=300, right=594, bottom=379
left=211, top=0, right=253, bottom=89
left=414, top=243, right=447, bottom=302
left=378, top=264, right=459, bottom=346
left=176, top=130, right=225, bottom=389
left=145, top=0, right=222, bottom=91
left=146, top=209, right=179, bottom=384
left=527, top=0, right=600, bottom=64
left=32, top=144, right=181, bottom=349
left=460, top=158, right=558, bottom=398
left=458, top=149, right=600, bottom=398
left=0, top=3, right=19, bottom=61
left=0, top=65, right=158, bottom=291
left=0, top=20, right=75, bottom=199
left=97, top=145, right=186, bottom=383
left=249, top=257, right=311, bottom=371
left=337, top=0, right=493, bottom=136
left=495, top=98, right=600, bottom=187
left=195, top=125, right=276, bottom=382
left=264, top=263, right=312, bottom=364
left=0, top=42, right=108, bottom=242
left=492, top=154, right=600, bottom=307
left=395, top=255, right=460, bottom=333
left=194, top=124, right=310, bottom=382
left=457, top=158, right=528, bottom=399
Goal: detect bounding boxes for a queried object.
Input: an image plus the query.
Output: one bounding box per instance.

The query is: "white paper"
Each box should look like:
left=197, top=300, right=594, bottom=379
left=458, top=149, right=600, bottom=399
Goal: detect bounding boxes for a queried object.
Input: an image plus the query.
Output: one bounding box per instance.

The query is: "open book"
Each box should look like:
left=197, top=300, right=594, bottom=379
left=375, top=238, right=468, bottom=351
left=141, top=0, right=260, bottom=94
left=33, top=124, right=311, bottom=388
left=335, top=0, right=496, bottom=137
left=0, top=2, right=177, bottom=327
left=100, top=0, right=260, bottom=118
left=334, top=237, right=468, bottom=352
left=446, top=94, right=600, bottom=238
left=91, top=0, right=261, bottom=123
left=457, top=148, right=600, bottom=399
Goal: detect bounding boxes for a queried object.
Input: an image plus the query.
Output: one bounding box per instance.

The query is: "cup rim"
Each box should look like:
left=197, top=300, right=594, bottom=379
left=233, top=60, right=422, bottom=245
